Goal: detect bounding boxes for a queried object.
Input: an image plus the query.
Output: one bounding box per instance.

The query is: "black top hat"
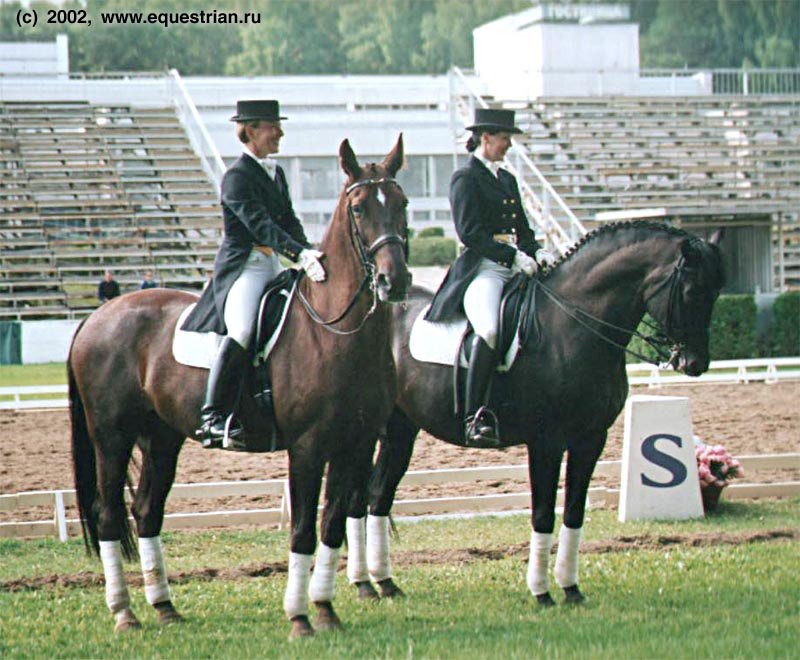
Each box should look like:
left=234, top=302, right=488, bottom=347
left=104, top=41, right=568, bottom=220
left=466, top=108, right=522, bottom=134
left=229, top=100, right=287, bottom=122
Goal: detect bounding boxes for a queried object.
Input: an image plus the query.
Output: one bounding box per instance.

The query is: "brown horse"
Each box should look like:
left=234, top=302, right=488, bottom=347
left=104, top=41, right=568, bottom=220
left=346, top=222, right=724, bottom=604
left=69, top=136, right=409, bottom=638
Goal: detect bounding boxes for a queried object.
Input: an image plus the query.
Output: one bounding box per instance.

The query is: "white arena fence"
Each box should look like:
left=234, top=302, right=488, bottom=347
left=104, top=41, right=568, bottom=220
left=1, top=453, right=798, bottom=542
left=1, top=357, right=798, bottom=412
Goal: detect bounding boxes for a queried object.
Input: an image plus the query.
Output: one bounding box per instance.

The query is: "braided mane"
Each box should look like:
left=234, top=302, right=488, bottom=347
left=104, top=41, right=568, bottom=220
left=543, top=220, right=691, bottom=276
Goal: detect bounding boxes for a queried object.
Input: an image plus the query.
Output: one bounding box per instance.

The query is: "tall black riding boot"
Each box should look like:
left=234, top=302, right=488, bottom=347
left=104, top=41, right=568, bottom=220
left=464, top=336, right=501, bottom=447
left=196, top=337, right=248, bottom=449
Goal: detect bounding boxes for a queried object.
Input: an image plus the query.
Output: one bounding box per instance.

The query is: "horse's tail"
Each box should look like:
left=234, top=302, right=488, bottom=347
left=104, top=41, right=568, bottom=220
left=68, top=321, right=136, bottom=561
left=68, top=321, right=102, bottom=557
left=67, top=332, right=99, bottom=558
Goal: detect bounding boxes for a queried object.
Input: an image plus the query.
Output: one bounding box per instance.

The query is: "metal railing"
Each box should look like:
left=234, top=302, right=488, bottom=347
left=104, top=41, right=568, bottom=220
left=168, top=69, right=226, bottom=192
left=449, top=67, right=587, bottom=254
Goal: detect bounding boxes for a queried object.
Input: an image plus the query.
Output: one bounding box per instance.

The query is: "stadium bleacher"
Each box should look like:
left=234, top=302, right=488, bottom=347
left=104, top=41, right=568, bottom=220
left=0, top=101, right=220, bottom=319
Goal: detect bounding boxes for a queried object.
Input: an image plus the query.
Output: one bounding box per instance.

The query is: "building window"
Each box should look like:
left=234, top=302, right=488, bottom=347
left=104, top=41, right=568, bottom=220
left=396, top=155, right=429, bottom=197
left=299, top=157, right=341, bottom=200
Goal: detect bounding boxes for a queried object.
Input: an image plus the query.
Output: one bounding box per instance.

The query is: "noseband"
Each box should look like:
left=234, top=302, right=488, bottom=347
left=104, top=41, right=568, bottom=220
left=297, top=177, right=407, bottom=336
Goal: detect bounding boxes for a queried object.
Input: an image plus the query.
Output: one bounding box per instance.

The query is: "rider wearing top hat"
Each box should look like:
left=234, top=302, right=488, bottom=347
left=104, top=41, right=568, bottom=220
left=182, top=99, right=326, bottom=448
left=426, top=108, right=554, bottom=447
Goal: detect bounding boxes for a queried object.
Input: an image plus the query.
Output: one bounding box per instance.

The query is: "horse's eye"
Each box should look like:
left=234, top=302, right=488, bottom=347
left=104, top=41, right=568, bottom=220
left=352, top=204, right=363, bottom=215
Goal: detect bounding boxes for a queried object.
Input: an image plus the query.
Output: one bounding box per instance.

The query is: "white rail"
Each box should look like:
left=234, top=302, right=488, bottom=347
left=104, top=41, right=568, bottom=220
left=3, top=358, right=797, bottom=412
left=168, top=69, right=226, bottom=192
left=1, top=453, right=798, bottom=541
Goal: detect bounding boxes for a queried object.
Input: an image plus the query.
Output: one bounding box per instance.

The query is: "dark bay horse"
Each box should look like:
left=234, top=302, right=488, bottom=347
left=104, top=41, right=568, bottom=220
left=69, top=137, right=409, bottom=638
left=346, top=221, right=724, bottom=604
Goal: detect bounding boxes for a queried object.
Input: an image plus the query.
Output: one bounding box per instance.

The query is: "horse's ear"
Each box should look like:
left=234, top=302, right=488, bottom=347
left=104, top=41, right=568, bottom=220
left=708, top=228, right=725, bottom=246
left=680, top=238, right=702, bottom=266
left=382, top=133, right=404, bottom=177
left=339, top=139, right=362, bottom=181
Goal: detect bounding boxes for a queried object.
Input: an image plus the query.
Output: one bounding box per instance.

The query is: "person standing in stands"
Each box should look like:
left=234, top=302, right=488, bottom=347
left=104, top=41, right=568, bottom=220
left=181, top=99, right=326, bottom=449
left=140, top=269, right=158, bottom=290
left=97, top=270, right=121, bottom=303
left=425, top=108, right=554, bottom=447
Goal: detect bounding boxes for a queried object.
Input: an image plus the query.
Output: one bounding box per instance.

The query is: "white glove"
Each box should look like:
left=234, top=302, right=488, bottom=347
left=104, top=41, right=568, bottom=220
left=512, top=250, right=538, bottom=277
left=298, top=249, right=326, bottom=282
left=534, top=248, right=555, bottom=268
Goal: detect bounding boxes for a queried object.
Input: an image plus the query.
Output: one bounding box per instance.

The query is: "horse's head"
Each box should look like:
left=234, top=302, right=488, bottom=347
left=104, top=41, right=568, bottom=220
left=339, top=135, right=410, bottom=303
left=646, top=229, right=725, bottom=376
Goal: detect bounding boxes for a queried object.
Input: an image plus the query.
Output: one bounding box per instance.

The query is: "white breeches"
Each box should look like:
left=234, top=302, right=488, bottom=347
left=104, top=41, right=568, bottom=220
left=463, top=258, right=514, bottom=350
left=224, top=249, right=284, bottom=349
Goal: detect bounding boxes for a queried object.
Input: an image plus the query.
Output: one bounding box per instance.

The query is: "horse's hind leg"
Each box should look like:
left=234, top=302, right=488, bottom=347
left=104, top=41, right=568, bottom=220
left=93, top=429, right=141, bottom=632
left=557, top=434, right=606, bottom=605
left=131, top=420, right=185, bottom=626
left=346, top=408, right=418, bottom=600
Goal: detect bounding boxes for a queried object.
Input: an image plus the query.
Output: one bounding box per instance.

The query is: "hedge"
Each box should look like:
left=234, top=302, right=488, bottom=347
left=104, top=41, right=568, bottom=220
left=408, top=237, right=458, bottom=266
left=764, top=291, right=800, bottom=356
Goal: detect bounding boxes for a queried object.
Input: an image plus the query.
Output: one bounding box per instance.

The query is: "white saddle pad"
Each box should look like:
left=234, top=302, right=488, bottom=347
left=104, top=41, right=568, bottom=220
left=172, top=282, right=297, bottom=370
left=172, top=304, right=224, bottom=369
left=408, top=304, right=520, bottom=372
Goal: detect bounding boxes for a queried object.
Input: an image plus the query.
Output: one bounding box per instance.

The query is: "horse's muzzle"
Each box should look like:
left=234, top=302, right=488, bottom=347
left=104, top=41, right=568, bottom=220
left=678, top=352, right=709, bottom=377
left=376, top=271, right=411, bottom=303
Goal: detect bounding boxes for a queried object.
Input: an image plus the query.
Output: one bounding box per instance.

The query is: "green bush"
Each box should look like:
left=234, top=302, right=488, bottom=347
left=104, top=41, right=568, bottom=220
left=709, top=295, right=757, bottom=359
left=417, top=226, right=445, bottom=239
left=408, top=237, right=457, bottom=266
left=766, top=291, right=800, bottom=356
left=627, top=295, right=758, bottom=363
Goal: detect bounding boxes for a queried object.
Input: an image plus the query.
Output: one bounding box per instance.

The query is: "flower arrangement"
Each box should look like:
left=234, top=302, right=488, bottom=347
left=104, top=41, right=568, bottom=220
left=695, top=442, right=744, bottom=490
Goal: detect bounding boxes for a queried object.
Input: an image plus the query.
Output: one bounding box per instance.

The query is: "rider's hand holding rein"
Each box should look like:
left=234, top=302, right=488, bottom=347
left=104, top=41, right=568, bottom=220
left=512, top=250, right=538, bottom=277
left=534, top=248, right=555, bottom=269
left=299, top=248, right=326, bottom=282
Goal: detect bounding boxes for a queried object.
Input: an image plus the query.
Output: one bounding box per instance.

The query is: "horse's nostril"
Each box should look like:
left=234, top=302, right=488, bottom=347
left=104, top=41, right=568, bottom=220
left=377, top=273, right=391, bottom=290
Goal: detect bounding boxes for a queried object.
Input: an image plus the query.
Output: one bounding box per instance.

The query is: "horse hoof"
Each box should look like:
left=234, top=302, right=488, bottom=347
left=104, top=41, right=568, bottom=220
left=355, top=581, right=380, bottom=600
left=313, top=601, right=344, bottom=632
left=113, top=609, right=142, bottom=633
left=155, top=601, right=185, bottom=626
left=288, top=615, right=315, bottom=641
left=563, top=585, right=586, bottom=605
left=536, top=592, right=556, bottom=608
left=377, top=578, right=405, bottom=599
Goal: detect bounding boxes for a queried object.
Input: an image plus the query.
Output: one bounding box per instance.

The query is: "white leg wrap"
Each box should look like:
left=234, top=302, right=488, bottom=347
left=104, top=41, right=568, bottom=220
left=554, top=525, right=582, bottom=588
left=308, top=543, right=340, bottom=603
left=138, top=536, right=171, bottom=606
left=526, top=531, right=554, bottom=596
left=366, top=514, right=391, bottom=582
left=283, top=552, right=313, bottom=619
left=346, top=517, right=370, bottom=584
left=99, top=540, right=131, bottom=616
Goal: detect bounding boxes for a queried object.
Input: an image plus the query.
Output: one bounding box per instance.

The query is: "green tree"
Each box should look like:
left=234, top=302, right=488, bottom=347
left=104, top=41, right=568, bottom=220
left=226, top=0, right=341, bottom=75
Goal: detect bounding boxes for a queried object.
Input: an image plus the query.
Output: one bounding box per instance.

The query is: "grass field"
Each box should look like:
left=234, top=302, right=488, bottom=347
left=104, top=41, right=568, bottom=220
left=0, top=362, right=67, bottom=387
left=1, top=500, right=798, bottom=658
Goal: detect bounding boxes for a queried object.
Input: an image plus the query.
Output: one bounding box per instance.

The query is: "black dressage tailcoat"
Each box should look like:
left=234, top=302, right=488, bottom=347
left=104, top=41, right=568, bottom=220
left=425, top=155, right=542, bottom=322
left=181, top=155, right=310, bottom=334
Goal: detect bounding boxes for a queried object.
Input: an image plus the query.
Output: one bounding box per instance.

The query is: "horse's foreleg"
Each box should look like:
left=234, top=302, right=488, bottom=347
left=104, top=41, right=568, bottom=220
left=132, top=430, right=184, bottom=626
left=361, top=409, right=417, bottom=599
left=526, top=441, right=563, bottom=607
left=285, top=445, right=325, bottom=640
left=557, top=435, right=606, bottom=604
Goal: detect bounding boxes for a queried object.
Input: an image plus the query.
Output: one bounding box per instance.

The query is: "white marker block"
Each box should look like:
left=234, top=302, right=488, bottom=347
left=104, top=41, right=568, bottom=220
left=619, top=395, right=704, bottom=521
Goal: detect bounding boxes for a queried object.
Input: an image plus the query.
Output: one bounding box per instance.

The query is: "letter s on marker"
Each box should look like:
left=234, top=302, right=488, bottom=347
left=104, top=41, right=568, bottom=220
left=640, top=433, right=687, bottom=488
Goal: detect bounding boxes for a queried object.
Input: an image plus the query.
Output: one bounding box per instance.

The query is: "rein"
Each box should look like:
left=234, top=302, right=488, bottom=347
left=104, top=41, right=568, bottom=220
left=535, top=257, right=694, bottom=367
left=296, top=177, right=406, bottom=336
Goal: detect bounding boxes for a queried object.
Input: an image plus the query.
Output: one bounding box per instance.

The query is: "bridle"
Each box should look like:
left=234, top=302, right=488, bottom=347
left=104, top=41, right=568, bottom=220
left=296, top=176, right=407, bottom=336
left=535, top=252, right=708, bottom=368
